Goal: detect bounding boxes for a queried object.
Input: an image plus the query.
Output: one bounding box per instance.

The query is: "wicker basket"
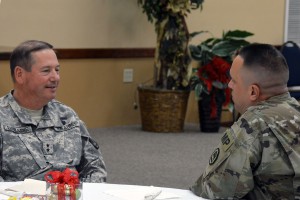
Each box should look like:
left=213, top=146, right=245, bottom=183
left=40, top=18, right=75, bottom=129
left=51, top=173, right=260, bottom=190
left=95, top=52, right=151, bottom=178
left=138, top=86, right=190, bottom=133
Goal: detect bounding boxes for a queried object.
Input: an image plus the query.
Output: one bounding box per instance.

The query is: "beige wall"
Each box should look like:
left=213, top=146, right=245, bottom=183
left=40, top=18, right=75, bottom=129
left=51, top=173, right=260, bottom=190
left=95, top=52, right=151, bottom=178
left=0, top=0, right=286, bottom=128
left=187, top=1, right=286, bottom=45
left=0, top=0, right=285, bottom=48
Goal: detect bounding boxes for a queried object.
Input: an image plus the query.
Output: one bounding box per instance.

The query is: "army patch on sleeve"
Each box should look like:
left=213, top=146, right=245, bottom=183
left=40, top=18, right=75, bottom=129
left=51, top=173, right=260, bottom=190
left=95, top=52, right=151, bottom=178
left=209, top=148, right=220, bottom=165
left=221, top=129, right=234, bottom=152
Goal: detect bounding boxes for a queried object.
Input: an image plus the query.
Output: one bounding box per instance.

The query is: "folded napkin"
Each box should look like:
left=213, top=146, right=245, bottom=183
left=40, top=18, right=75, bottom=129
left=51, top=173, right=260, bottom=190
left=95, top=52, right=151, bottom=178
left=6, top=179, right=46, bottom=196
left=103, top=186, right=180, bottom=200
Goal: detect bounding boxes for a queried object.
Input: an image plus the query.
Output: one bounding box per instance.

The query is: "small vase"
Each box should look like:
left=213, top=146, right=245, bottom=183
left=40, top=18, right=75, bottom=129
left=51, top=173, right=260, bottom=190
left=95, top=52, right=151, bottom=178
left=198, top=92, right=224, bottom=133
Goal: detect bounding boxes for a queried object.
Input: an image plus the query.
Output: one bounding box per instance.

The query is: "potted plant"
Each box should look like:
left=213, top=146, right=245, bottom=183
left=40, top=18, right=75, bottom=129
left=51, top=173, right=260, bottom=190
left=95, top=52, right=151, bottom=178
left=137, top=0, right=205, bottom=132
left=189, top=30, right=254, bottom=132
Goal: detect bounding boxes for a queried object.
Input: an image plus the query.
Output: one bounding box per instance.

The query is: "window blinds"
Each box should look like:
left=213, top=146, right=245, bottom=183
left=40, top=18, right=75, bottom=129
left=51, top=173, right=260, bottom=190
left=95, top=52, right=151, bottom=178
left=285, top=0, right=300, bottom=45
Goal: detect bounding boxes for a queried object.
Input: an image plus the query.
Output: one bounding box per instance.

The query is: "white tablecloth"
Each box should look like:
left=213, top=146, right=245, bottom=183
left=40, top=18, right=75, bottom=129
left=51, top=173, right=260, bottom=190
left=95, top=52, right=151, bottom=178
left=83, top=183, right=206, bottom=200
left=0, top=181, right=207, bottom=200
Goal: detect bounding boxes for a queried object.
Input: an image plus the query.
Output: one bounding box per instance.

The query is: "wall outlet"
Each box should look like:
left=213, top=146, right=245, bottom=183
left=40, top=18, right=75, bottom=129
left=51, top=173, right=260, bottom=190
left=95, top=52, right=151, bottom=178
left=123, top=68, right=133, bottom=83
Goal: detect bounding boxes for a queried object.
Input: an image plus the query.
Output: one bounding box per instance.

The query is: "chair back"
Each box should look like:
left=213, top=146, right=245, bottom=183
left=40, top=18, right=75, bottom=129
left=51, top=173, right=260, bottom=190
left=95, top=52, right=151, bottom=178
left=281, top=41, right=300, bottom=99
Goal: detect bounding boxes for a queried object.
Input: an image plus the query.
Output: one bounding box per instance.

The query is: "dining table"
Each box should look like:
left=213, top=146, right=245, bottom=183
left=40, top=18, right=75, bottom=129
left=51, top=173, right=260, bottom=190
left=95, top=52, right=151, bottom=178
left=0, top=180, right=208, bottom=200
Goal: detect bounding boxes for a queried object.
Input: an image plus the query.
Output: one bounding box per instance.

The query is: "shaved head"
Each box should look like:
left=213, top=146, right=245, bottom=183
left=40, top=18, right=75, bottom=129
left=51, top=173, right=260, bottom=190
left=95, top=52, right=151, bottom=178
left=238, top=43, right=289, bottom=96
left=229, top=43, right=289, bottom=114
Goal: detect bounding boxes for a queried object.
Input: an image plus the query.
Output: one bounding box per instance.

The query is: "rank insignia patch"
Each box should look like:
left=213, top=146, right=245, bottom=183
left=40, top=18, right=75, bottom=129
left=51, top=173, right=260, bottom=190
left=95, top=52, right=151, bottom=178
left=209, top=148, right=220, bottom=165
left=222, top=129, right=234, bottom=152
left=43, top=141, right=54, bottom=155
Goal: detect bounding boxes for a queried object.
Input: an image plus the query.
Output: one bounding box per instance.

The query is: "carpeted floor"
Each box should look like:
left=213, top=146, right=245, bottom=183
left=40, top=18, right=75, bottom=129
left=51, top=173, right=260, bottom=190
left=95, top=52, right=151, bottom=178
left=89, top=123, right=226, bottom=190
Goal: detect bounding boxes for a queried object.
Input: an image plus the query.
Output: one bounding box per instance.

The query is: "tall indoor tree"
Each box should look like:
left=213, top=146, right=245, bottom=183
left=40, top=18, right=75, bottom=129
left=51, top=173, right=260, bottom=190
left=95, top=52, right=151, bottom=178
left=137, top=0, right=204, bottom=90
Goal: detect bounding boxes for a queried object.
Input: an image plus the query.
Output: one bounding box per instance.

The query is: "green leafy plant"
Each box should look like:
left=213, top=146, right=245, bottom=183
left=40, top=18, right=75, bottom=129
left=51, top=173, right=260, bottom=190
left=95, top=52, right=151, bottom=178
left=137, top=0, right=205, bottom=90
left=189, top=30, right=254, bottom=117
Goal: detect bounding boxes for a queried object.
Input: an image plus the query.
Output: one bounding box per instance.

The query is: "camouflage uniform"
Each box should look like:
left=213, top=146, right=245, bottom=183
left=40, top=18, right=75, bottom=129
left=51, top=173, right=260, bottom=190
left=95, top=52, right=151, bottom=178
left=0, top=92, right=107, bottom=182
left=191, top=93, right=300, bottom=199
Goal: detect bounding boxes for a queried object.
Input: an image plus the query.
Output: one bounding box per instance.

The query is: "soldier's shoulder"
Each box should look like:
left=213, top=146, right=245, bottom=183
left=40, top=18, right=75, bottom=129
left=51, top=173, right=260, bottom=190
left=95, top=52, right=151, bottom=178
left=47, top=99, right=77, bottom=115
left=0, top=94, right=13, bottom=113
left=248, top=97, right=300, bottom=123
left=0, top=94, right=11, bottom=106
left=231, top=109, right=268, bottom=139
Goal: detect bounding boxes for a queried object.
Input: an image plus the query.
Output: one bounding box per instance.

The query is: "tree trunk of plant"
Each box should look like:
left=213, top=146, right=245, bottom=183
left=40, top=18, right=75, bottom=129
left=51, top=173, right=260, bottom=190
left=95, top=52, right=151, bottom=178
left=154, top=14, right=190, bottom=90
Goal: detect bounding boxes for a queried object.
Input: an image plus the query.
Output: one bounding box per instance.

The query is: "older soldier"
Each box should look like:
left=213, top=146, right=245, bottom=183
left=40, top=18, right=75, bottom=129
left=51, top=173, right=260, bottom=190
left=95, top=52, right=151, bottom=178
left=0, top=40, right=106, bottom=182
left=191, top=43, right=300, bottom=199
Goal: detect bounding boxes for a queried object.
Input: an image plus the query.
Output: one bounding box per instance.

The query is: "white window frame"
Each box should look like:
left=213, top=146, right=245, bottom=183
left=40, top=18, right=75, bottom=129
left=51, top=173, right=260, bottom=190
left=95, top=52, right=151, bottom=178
left=284, top=0, right=300, bottom=44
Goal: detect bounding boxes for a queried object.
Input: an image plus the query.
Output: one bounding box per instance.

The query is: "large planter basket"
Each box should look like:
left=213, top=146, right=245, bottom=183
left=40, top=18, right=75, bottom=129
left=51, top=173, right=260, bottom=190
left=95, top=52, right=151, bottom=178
left=138, top=86, right=190, bottom=133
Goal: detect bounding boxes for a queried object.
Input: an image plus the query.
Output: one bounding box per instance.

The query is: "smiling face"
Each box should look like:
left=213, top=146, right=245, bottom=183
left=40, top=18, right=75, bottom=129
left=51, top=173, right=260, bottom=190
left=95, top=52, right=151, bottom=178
left=14, top=49, right=60, bottom=109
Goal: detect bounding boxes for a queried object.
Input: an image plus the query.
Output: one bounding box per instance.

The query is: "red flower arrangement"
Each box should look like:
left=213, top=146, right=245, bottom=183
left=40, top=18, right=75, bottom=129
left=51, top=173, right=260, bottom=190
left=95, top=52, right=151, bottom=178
left=194, top=56, right=231, bottom=118
left=45, top=168, right=81, bottom=200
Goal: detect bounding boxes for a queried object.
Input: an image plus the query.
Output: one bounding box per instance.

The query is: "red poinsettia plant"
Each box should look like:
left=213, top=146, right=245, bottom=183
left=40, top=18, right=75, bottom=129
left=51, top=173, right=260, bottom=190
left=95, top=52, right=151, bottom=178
left=195, top=56, right=232, bottom=118
left=189, top=30, right=253, bottom=118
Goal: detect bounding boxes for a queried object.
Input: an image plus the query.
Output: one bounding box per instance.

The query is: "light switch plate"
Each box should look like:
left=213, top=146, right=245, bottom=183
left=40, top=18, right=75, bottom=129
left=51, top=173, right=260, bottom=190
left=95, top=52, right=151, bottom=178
left=123, top=68, right=133, bottom=83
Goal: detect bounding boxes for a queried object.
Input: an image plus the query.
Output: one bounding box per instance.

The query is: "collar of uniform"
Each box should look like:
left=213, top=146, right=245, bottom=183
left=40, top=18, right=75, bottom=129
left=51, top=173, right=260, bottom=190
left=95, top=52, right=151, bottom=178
left=8, top=91, right=37, bottom=125
left=7, top=91, right=63, bottom=128
left=257, top=92, right=292, bottom=107
left=38, top=103, right=64, bottom=128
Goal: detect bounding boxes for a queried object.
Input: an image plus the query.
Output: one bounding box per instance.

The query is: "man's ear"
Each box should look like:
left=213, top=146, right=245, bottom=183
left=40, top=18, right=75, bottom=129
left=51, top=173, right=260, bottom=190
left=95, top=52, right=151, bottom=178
left=249, top=84, right=260, bottom=101
left=14, top=66, right=24, bottom=83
